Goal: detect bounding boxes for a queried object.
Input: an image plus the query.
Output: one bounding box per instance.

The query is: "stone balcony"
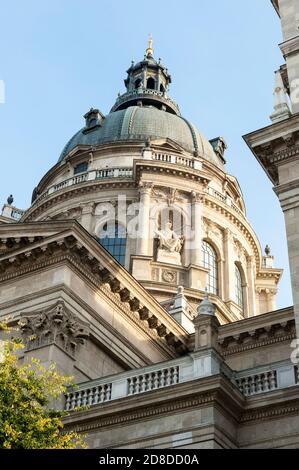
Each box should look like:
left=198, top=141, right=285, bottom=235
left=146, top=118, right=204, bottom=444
left=64, top=350, right=298, bottom=411
left=33, top=167, right=134, bottom=204
left=110, top=88, right=180, bottom=115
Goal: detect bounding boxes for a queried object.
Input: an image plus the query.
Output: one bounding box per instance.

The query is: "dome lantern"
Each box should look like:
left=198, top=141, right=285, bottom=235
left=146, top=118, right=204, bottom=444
left=111, top=37, right=179, bottom=115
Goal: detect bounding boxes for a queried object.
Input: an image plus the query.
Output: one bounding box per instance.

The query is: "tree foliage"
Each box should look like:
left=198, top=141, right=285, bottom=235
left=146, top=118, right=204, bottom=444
left=0, top=321, right=86, bottom=449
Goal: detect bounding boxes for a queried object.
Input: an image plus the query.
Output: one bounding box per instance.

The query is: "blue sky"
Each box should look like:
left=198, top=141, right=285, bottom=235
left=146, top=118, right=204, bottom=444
left=0, top=0, right=293, bottom=308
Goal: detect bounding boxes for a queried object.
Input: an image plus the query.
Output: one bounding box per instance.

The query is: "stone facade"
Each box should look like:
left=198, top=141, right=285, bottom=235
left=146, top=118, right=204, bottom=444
left=0, top=4, right=298, bottom=449
left=245, top=0, right=299, bottom=336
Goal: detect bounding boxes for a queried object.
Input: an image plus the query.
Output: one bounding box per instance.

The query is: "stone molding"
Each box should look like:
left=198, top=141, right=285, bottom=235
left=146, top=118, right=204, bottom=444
left=20, top=301, right=90, bottom=357
left=62, top=372, right=299, bottom=438
left=65, top=391, right=218, bottom=433
left=0, top=222, right=188, bottom=355
left=279, top=35, right=299, bottom=58
left=63, top=375, right=241, bottom=432
left=243, top=115, right=299, bottom=186
left=218, top=319, right=295, bottom=357
left=240, top=402, right=299, bottom=423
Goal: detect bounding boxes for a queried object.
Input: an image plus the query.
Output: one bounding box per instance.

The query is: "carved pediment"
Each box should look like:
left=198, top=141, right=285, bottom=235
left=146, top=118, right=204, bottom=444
left=202, top=217, right=223, bottom=240
left=19, top=301, right=90, bottom=357
left=150, top=138, right=189, bottom=154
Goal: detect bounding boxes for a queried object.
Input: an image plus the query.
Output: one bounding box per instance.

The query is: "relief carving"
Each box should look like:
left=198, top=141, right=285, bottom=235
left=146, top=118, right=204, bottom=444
left=162, top=269, right=177, bottom=284
left=19, top=301, right=90, bottom=356
left=202, top=218, right=223, bottom=240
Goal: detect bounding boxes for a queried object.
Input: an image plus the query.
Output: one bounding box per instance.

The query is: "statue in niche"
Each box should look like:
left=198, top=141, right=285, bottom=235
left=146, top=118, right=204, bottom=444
left=156, top=222, right=184, bottom=253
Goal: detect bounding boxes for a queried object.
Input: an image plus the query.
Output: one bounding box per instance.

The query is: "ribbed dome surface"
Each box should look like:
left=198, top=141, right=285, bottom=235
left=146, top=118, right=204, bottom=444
left=59, top=106, right=222, bottom=168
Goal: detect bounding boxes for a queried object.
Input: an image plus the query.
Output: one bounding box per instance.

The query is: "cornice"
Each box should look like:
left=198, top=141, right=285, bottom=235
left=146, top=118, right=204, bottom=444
left=134, top=160, right=211, bottom=185
left=2, top=283, right=158, bottom=367
left=64, top=391, right=217, bottom=433
left=220, top=329, right=296, bottom=357
left=22, top=179, right=137, bottom=222
left=271, top=0, right=279, bottom=16
left=241, top=390, right=299, bottom=423
left=0, top=223, right=189, bottom=354
left=62, top=373, right=299, bottom=436
left=243, top=115, right=299, bottom=185
left=256, top=268, right=283, bottom=283
left=34, top=142, right=145, bottom=195
left=218, top=314, right=296, bottom=357
left=62, top=375, right=243, bottom=433
left=275, top=177, right=299, bottom=195
left=280, top=35, right=299, bottom=58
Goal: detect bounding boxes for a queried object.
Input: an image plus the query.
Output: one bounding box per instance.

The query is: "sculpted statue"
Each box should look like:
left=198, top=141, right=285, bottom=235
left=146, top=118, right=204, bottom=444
left=156, top=222, right=184, bottom=253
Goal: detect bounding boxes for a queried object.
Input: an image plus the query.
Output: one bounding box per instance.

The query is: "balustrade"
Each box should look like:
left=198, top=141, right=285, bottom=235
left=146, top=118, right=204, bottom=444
left=235, top=370, right=277, bottom=396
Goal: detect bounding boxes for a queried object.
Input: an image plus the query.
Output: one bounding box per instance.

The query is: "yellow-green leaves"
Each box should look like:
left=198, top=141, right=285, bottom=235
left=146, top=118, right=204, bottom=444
left=0, top=329, right=86, bottom=449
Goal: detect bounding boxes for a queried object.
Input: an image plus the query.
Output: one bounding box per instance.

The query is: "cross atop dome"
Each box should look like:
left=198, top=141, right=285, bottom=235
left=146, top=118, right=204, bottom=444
left=146, top=34, right=154, bottom=58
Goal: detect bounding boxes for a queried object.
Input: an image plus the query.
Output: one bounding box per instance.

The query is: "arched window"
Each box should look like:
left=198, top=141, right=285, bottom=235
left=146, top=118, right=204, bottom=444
left=135, top=78, right=141, bottom=89
left=160, top=84, right=165, bottom=93
left=235, top=264, right=244, bottom=309
left=98, top=222, right=127, bottom=266
left=201, top=241, right=218, bottom=295
left=147, top=77, right=155, bottom=90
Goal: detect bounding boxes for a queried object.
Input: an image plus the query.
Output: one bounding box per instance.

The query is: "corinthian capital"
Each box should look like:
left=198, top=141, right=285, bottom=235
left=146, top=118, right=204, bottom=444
left=191, top=191, right=204, bottom=204
left=19, top=301, right=90, bottom=357
left=139, top=181, right=154, bottom=195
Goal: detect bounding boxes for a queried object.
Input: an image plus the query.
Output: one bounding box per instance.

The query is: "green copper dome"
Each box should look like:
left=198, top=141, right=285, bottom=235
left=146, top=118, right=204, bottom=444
left=59, top=43, right=225, bottom=168
left=59, top=106, right=223, bottom=168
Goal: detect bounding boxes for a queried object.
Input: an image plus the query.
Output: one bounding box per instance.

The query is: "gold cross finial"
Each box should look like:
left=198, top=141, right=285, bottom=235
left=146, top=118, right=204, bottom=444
left=146, top=34, right=154, bottom=57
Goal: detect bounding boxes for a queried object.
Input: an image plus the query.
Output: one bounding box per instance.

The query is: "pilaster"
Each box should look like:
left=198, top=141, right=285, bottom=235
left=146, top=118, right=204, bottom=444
left=137, top=182, right=152, bottom=256
left=223, top=228, right=235, bottom=302
left=244, top=114, right=299, bottom=335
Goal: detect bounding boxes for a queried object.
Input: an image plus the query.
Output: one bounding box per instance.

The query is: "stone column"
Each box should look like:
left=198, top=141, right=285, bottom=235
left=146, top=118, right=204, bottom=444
left=80, top=202, right=95, bottom=233
left=157, top=69, right=161, bottom=91
left=136, top=183, right=152, bottom=256
left=223, top=229, right=235, bottom=302
left=278, top=0, right=299, bottom=114
left=244, top=2, right=299, bottom=333
left=191, top=191, right=203, bottom=266
left=247, top=256, right=257, bottom=316
left=266, top=289, right=277, bottom=312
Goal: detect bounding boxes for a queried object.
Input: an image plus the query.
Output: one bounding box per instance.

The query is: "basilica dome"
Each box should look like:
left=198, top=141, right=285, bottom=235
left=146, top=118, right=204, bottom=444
left=59, top=106, right=222, bottom=168
left=58, top=37, right=224, bottom=169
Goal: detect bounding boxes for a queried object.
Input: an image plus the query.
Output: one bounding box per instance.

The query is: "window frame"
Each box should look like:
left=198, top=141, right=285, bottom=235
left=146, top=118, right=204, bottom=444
left=235, top=264, right=244, bottom=309
left=201, top=240, right=218, bottom=295
left=74, top=161, right=88, bottom=175
left=98, top=222, right=127, bottom=267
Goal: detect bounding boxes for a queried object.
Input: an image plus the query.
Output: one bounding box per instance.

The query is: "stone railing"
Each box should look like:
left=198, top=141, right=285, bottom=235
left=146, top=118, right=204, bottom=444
left=0, top=205, right=25, bottom=221
left=151, top=152, right=200, bottom=170
left=111, top=89, right=180, bottom=114
left=64, top=353, right=299, bottom=411
left=65, top=360, right=184, bottom=411
left=10, top=208, right=24, bottom=220
left=205, top=187, right=244, bottom=217
left=128, top=366, right=179, bottom=395
left=235, top=370, right=277, bottom=396
left=34, top=168, right=133, bottom=203
left=65, top=383, right=112, bottom=410
left=96, top=168, right=133, bottom=179
left=234, top=361, right=297, bottom=397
